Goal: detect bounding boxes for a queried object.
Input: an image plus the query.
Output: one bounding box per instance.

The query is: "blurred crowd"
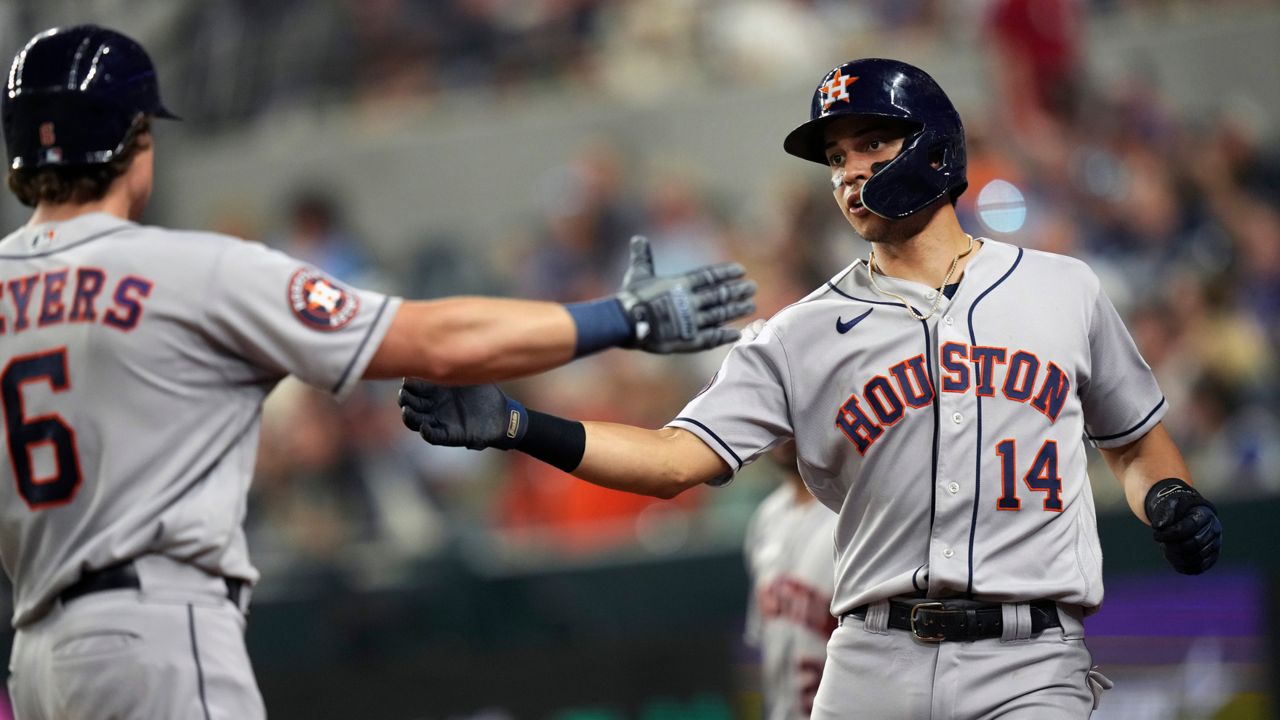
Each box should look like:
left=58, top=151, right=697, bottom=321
left=6, top=0, right=1272, bottom=129
left=2, top=0, right=1276, bottom=588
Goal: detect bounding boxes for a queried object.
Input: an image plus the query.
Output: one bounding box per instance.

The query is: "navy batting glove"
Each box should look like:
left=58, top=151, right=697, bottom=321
left=398, top=378, right=526, bottom=451
left=1144, top=478, right=1222, bottom=575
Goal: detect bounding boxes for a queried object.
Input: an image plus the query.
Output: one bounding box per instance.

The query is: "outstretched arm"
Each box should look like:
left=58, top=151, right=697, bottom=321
left=1099, top=422, right=1222, bottom=575
left=398, top=380, right=731, bottom=498
left=365, top=236, right=755, bottom=384
left=366, top=298, right=578, bottom=383
left=574, top=422, right=730, bottom=498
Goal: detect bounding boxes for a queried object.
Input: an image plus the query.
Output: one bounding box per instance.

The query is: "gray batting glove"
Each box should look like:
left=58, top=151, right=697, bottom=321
left=398, top=378, right=525, bottom=451
left=617, top=236, right=756, bottom=353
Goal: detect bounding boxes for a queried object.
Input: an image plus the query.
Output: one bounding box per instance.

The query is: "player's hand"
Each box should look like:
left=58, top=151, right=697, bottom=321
left=1144, top=478, right=1222, bottom=575
left=616, top=236, right=756, bottom=353
left=398, top=378, right=526, bottom=451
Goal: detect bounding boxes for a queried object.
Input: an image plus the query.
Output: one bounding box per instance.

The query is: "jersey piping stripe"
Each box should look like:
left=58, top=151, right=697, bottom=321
left=825, top=283, right=926, bottom=313
left=331, top=296, right=392, bottom=393
left=0, top=224, right=131, bottom=259
left=674, top=416, right=743, bottom=468
left=964, top=247, right=1024, bottom=596
left=187, top=604, right=214, bottom=720
left=1087, top=396, right=1167, bottom=442
left=924, top=321, right=940, bottom=543
left=829, top=280, right=941, bottom=587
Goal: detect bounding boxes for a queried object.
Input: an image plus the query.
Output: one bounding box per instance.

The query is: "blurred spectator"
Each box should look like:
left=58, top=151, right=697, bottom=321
left=1212, top=105, right=1280, bottom=206
left=273, top=188, right=382, bottom=288
left=402, top=231, right=506, bottom=300
left=520, top=139, right=644, bottom=301
left=343, top=0, right=437, bottom=109
left=595, top=0, right=701, bottom=99
left=987, top=0, right=1085, bottom=135
left=703, top=0, right=841, bottom=84
left=250, top=380, right=370, bottom=565
left=744, top=179, right=847, bottom=317
left=1232, top=201, right=1280, bottom=347
left=250, top=379, right=451, bottom=570
left=1182, top=374, right=1280, bottom=500
left=640, top=168, right=730, bottom=275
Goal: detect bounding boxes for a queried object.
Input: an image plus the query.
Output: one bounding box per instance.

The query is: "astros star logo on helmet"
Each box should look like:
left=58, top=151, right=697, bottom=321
left=820, top=70, right=858, bottom=111
left=287, top=268, right=359, bottom=331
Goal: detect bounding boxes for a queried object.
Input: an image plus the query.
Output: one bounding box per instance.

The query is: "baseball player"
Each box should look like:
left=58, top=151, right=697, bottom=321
left=0, top=25, right=755, bottom=720
left=743, top=440, right=837, bottom=719
left=399, top=58, right=1223, bottom=718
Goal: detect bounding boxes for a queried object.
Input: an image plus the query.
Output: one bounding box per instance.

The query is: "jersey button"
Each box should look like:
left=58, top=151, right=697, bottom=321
left=926, top=290, right=937, bottom=300
left=948, top=482, right=960, bottom=494
left=943, top=548, right=954, bottom=558
left=944, top=316, right=954, bottom=326
left=951, top=412, right=964, bottom=424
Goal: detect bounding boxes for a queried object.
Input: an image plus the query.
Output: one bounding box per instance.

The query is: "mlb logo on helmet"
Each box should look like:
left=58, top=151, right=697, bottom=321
left=37, top=122, right=61, bottom=163
left=287, top=268, right=359, bottom=331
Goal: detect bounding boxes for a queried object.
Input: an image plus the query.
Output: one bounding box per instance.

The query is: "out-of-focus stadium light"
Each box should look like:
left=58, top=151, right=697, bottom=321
left=976, top=178, right=1027, bottom=234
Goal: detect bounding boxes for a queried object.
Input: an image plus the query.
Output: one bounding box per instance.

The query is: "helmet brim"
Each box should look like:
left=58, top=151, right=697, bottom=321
left=783, top=111, right=921, bottom=166
left=154, top=105, right=182, bottom=121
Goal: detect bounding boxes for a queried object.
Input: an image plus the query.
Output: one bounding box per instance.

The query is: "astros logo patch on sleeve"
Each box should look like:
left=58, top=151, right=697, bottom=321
left=287, top=268, right=360, bottom=331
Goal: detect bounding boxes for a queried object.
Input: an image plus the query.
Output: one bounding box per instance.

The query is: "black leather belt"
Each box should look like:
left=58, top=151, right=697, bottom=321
left=844, top=598, right=1060, bottom=642
left=59, top=560, right=247, bottom=608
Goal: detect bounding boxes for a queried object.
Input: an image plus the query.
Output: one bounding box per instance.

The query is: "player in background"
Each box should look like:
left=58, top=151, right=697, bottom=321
left=399, top=58, right=1223, bottom=718
left=0, top=25, right=754, bottom=720
left=743, top=439, right=837, bottom=720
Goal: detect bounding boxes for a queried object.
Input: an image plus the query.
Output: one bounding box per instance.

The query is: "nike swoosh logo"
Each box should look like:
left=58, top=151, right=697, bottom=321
left=836, top=308, right=874, bottom=334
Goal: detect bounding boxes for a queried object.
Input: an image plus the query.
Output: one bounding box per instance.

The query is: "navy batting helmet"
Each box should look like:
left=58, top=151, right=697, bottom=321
left=783, top=58, right=966, bottom=220
left=3, top=25, right=179, bottom=171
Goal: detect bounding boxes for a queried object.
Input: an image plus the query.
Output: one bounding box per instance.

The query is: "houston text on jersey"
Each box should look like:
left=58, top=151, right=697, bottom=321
left=835, top=342, right=1070, bottom=454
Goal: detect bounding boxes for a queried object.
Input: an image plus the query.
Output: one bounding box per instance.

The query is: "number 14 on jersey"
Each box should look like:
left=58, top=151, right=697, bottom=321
left=994, top=439, right=1063, bottom=512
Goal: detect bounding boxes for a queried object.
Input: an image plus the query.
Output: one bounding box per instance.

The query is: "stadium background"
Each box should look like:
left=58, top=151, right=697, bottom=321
left=0, top=0, right=1277, bottom=717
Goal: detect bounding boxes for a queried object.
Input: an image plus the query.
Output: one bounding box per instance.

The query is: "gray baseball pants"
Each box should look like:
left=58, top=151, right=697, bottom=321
left=812, top=600, right=1096, bottom=719
left=8, top=555, right=264, bottom=720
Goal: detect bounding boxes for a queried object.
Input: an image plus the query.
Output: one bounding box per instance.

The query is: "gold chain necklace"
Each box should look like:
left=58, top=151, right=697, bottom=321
left=866, top=234, right=975, bottom=321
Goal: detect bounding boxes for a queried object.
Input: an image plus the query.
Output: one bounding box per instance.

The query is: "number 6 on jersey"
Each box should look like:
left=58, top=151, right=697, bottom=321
left=1, top=348, right=83, bottom=509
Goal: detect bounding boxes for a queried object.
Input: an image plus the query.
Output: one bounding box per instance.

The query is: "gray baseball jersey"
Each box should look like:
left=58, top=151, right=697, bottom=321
left=0, top=212, right=400, bottom=627
left=671, top=239, right=1165, bottom=616
left=744, top=485, right=837, bottom=719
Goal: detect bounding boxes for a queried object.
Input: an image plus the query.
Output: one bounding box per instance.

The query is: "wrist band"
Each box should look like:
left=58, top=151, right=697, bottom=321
left=565, top=298, right=632, bottom=357
left=1143, top=477, right=1194, bottom=518
left=494, top=396, right=528, bottom=450
left=515, top=410, right=586, bottom=472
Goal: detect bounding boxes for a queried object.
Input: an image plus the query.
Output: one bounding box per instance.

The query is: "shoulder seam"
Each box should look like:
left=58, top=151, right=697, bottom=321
left=0, top=224, right=132, bottom=260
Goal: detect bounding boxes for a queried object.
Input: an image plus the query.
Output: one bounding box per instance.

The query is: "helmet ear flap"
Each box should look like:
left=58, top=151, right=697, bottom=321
left=860, top=127, right=957, bottom=219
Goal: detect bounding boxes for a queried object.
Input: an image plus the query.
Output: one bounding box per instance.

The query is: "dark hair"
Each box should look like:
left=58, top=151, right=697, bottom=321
left=7, top=116, right=152, bottom=207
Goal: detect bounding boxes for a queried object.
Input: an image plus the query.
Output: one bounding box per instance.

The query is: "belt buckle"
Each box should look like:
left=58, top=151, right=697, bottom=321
left=909, top=602, right=947, bottom=642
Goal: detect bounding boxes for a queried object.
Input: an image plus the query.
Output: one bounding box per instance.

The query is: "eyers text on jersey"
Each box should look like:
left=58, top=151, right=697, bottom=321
left=0, top=267, right=152, bottom=333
